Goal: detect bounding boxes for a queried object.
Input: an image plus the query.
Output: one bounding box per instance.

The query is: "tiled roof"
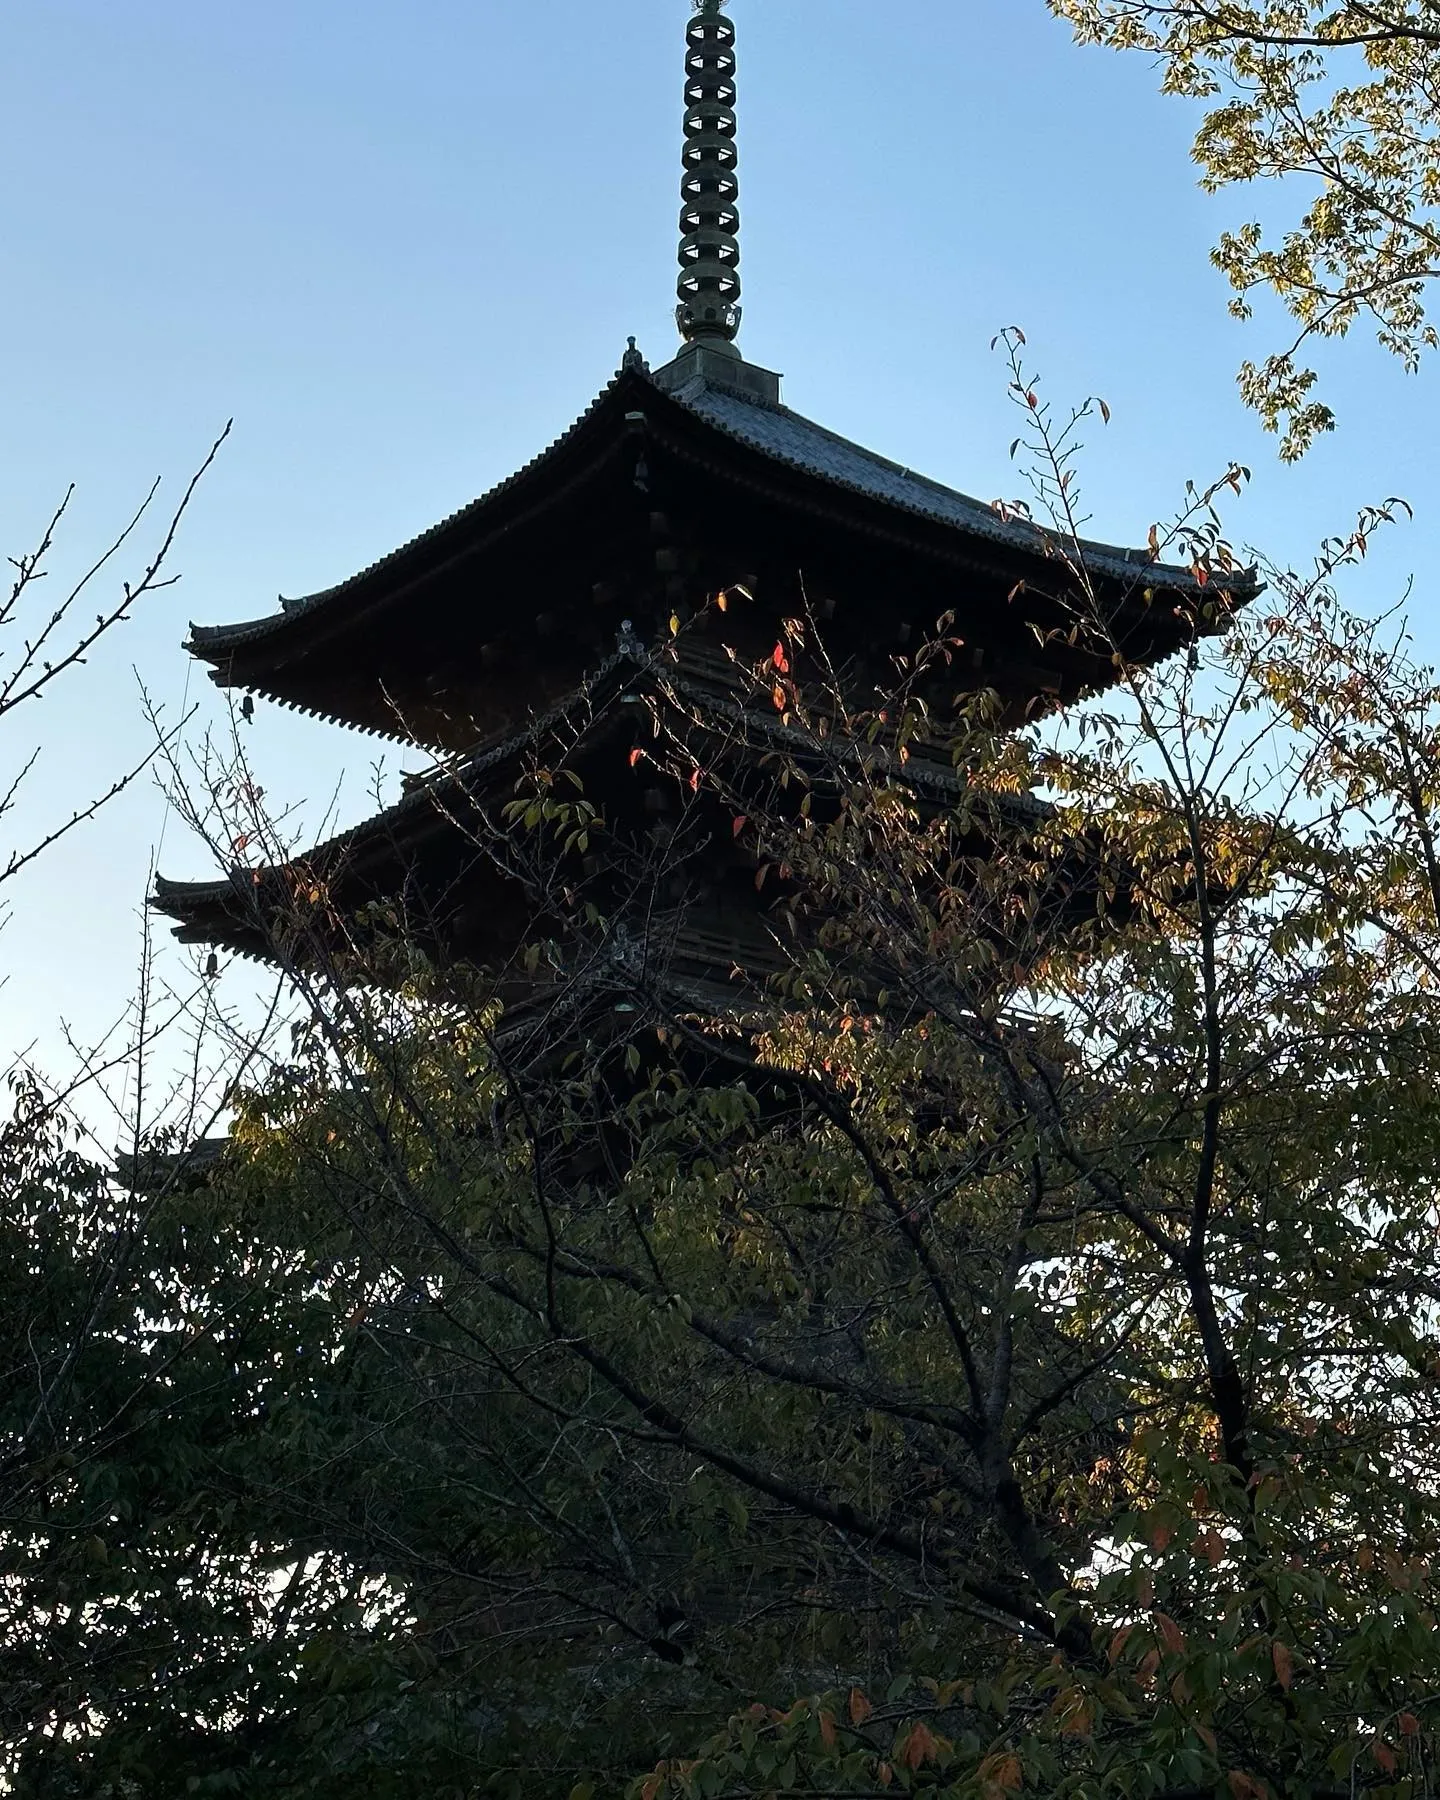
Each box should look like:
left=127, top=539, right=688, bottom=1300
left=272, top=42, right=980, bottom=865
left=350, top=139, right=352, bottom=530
left=153, top=644, right=1048, bottom=944
left=666, top=376, right=1188, bottom=588
left=186, top=377, right=627, bottom=654
left=186, top=359, right=1250, bottom=662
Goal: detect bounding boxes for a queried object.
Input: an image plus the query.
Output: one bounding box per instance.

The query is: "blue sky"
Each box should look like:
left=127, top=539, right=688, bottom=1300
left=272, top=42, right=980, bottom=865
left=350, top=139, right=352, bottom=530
left=1, top=0, right=1433, bottom=1080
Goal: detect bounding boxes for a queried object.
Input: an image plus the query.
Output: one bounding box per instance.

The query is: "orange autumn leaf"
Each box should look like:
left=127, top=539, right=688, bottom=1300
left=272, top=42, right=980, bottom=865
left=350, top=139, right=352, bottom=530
left=1057, top=1691, right=1095, bottom=1739
left=981, top=1752, right=1023, bottom=1796
left=897, top=1722, right=939, bottom=1770
left=818, top=1711, right=837, bottom=1750
left=1271, top=1640, right=1294, bottom=1691
left=1227, top=1772, right=1258, bottom=1800
left=848, top=1687, right=873, bottom=1726
left=629, top=749, right=643, bottom=768
left=875, top=1762, right=893, bottom=1788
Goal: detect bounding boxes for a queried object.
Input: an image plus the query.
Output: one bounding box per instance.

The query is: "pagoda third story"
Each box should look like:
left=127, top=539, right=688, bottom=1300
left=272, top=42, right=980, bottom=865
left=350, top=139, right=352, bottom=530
left=154, top=1, right=1253, bottom=1021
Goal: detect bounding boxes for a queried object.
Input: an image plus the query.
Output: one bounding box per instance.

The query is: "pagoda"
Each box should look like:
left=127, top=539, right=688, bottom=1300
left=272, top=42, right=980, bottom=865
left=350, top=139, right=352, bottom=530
left=154, top=1, right=1244, bottom=1026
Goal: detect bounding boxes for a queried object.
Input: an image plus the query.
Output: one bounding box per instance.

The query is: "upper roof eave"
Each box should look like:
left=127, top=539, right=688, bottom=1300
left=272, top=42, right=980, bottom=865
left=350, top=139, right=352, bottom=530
left=185, top=359, right=1260, bottom=669
left=185, top=365, right=645, bottom=661
left=660, top=375, right=1259, bottom=600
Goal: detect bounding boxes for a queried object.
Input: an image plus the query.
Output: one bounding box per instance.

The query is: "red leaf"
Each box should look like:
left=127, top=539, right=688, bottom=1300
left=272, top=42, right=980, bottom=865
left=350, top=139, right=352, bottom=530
left=732, top=815, right=748, bottom=838
left=688, top=767, right=701, bottom=792
left=772, top=641, right=790, bottom=674
left=1399, top=1713, right=1421, bottom=1738
left=1373, top=1739, right=1398, bottom=1775
left=1156, top=1612, right=1186, bottom=1656
left=818, top=1711, right=837, bottom=1750
left=848, top=1688, right=872, bottom=1726
left=629, top=749, right=643, bottom=768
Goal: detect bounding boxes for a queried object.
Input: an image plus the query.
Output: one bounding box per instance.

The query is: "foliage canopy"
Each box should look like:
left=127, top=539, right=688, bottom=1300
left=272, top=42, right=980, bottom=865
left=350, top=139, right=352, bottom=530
left=1051, top=1, right=1440, bottom=455
left=6, top=391, right=1440, bottom=1798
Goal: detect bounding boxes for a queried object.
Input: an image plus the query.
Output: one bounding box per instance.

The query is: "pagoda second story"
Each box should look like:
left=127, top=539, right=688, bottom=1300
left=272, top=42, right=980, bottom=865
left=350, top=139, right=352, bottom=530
left=154, top=1, right=1256, bottom=1025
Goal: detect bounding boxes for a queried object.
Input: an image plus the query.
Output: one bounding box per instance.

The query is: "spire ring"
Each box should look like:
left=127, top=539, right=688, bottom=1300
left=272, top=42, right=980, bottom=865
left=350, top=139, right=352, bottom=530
left=677, top=4, right=741, bottom=345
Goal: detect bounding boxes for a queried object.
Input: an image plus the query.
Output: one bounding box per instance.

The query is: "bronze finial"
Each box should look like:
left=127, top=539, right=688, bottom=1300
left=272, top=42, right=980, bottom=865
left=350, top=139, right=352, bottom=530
left=677, top=2, right=741, bottom=349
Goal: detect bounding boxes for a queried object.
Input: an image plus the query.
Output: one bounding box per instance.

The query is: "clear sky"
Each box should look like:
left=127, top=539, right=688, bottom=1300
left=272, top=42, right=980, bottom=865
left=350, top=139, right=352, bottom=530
left=1, top=0, right=1433, bottom=1083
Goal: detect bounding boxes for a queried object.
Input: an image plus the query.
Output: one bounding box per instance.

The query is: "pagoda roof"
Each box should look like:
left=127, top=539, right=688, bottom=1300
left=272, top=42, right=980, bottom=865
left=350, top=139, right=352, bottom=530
left=153, top=639, right=1049, bottom=974
left=185, top=358, right=1256, bottom=698
left=661, top=371, right=1167, bottom=577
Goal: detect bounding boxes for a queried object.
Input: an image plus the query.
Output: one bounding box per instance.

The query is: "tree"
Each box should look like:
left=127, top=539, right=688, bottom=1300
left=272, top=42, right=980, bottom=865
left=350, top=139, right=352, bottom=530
left=1, top=427, right=227, bottom=894
left=11, top=371, right=1440, bottom=1796
left=1049, top=0, right=1440, bottom=457
left=0, top=1060, right=480, bottom=1798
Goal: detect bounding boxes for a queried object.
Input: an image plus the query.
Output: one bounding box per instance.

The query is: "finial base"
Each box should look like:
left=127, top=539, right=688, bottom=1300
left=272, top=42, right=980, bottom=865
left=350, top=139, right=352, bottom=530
left=653, top=340, right=782, bottom=406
